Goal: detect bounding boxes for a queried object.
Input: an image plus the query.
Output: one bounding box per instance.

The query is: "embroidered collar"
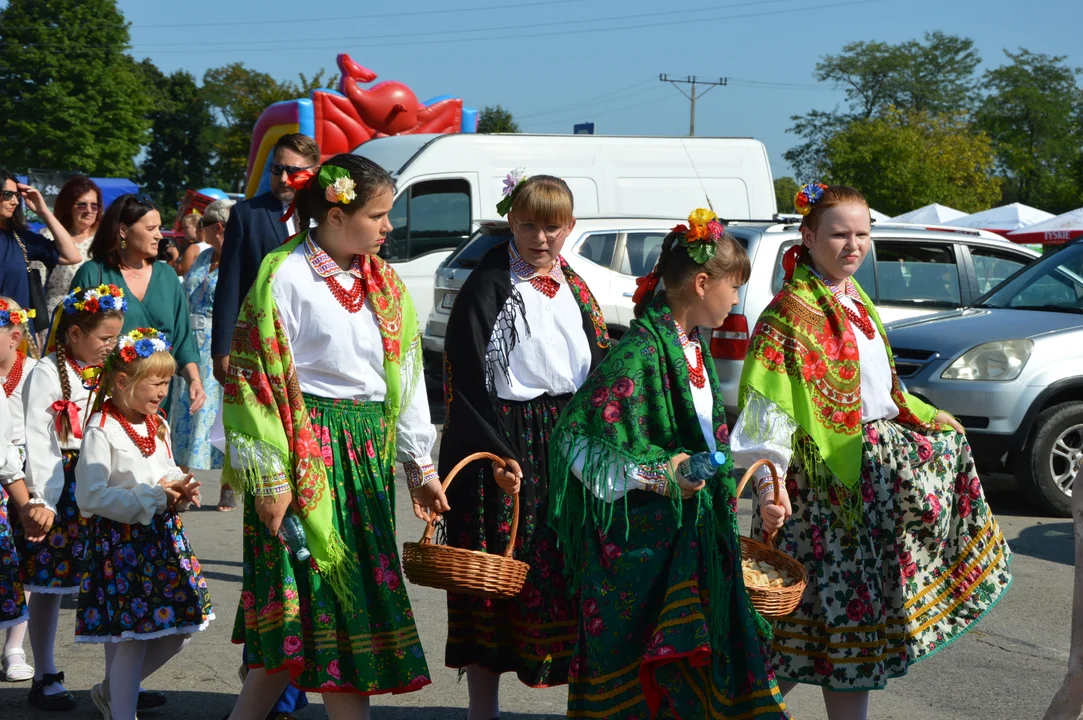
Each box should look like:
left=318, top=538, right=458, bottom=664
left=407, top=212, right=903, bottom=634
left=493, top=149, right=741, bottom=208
left=671, top=317, right=701, bottom=349
left=304, top=234, right=364, bottom=279
left=808, top=265, right=863, bottom=304
left=508, top=242, right=565, bottom=285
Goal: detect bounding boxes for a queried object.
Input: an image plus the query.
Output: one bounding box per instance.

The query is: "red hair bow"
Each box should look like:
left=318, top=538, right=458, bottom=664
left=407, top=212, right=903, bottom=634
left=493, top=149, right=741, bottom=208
left=632, top=270, right=659, bottom=304
left=280, top=167, right=320, bottom=225
left=782, top=244, right=805, bottom=284
left=51, top=399, right=83, bottom=440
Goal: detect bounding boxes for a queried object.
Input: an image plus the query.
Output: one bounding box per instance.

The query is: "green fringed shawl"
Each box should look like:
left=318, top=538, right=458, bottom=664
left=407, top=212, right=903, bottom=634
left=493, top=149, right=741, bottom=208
left=222, top=231, right=422, bottom=609
left=549, top=297, right=771, bottom=646
left=739, top=261, right=943, bottom=525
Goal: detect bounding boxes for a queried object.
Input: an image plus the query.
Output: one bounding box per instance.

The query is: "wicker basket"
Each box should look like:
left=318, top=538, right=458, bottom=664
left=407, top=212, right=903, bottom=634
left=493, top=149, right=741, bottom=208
left=735, top=459, right=808, bottom=619
left=402, top=452, right=530, bottom=598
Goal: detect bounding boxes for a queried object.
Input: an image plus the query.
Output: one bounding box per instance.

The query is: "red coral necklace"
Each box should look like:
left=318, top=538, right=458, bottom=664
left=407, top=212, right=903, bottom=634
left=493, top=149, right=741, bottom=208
left=3, top=352, right=25, bottom=398
left=325, top=271, right=366, bottom=313
left=103, top=400, right=158, bottom=457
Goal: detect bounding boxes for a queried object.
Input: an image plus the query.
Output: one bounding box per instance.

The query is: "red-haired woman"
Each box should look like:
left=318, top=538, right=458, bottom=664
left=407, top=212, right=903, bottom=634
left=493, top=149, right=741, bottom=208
left=44, top=177, right=103, bottom=316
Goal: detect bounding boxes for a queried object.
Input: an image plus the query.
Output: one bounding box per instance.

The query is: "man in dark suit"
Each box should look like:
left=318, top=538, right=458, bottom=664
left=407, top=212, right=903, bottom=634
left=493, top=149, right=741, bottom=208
left=209, top=133, right=319, bottom=720
left=212, top=132, right=321, bottom=385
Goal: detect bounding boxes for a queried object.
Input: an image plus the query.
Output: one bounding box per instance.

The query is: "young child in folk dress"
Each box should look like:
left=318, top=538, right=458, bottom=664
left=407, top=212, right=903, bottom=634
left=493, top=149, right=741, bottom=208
left=440, top=172, right=610, bottom=719
left=549, top=209, right=787, bottom=719
left=730, top=184, right=1013, bottom=720
left=223, top=155, right=443, bottom=720
left=0, top=297, right=36, bottom=682
left=19, top=285, right=125, bottom=710
left=75, top=328, right=211, bottom=720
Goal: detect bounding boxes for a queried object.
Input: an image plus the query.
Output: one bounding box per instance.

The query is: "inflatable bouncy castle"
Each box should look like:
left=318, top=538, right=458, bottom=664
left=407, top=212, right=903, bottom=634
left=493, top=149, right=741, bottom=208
left=244, top=53, right=478, bottom=197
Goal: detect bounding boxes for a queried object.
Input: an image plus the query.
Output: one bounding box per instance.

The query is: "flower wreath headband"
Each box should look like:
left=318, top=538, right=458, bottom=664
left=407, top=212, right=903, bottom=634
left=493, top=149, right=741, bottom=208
left=632, top=208, right=726, bottom=304
left=46, top=285, right=129, bottom=355
left=782, top=182, right=829, bottom=282
left=109, top=327, right=172, bottom=369
left=0, top=298, right=35, bottom=329
left=281, top=165, right=359, bottom=224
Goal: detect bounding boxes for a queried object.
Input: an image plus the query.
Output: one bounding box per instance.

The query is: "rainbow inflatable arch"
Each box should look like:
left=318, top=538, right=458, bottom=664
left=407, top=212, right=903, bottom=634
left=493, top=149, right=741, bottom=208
left=245, top=53, right=478, bottom=198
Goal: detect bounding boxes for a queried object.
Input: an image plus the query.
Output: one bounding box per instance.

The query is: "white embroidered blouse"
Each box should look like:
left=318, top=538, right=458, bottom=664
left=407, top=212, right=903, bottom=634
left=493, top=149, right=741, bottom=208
left=0, top=390, right=26, bottom=485
left=3, top=354, right=37, bottom=451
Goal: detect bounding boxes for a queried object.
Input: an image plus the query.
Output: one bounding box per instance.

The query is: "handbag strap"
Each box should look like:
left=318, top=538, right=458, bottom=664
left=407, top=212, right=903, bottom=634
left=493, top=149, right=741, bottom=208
left=11, top=230, right=30, bottom=265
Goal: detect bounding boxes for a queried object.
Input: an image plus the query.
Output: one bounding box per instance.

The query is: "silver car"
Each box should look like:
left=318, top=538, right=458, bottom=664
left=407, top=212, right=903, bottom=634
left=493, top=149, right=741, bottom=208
left=886, top=238, right=1083, bottom=517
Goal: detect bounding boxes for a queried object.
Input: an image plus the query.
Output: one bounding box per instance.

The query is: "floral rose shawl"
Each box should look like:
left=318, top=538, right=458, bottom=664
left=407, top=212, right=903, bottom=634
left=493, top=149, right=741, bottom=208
left=739, top=260, right=943, bottom=525
left=223, top=231, right=421, bottom=608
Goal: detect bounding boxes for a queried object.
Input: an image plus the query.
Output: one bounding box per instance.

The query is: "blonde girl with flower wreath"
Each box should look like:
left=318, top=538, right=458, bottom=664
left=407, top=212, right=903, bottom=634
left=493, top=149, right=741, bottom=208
left=223, top=154, right=443, bottom=720
left=72, top=328, right=211, bottom=720
left=730, top=183, right=1012, bottom=720
left=18, top=285, right=125, bottom=710
left=0, top=297, right=37, bottom=683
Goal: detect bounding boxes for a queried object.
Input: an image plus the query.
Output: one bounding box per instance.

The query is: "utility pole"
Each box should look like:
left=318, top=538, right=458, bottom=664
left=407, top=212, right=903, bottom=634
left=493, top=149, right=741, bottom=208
left=659, top=74, right=727, bottom=136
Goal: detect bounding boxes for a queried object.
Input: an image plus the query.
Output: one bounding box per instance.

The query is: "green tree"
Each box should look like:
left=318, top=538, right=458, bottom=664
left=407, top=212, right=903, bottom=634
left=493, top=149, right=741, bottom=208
left=477, top=105, right=521, bottom=134
left=976, top=49, right=1083, bottom=213
left=201, top=64, right=335, bottom=191
left=785, top=32, right=980, bottom=180
left=823, top=108, right=1001, bottom=217
left=0, top=0, right=151, bottom=176
left=774, top=176, right=799, bottom=214
left=138, top=67, right=215, bottom=224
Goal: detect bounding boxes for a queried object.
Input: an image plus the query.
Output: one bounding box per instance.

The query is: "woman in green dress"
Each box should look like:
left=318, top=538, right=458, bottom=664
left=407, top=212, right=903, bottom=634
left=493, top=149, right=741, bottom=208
left=69, top=194, right=206, bottom=415
left=549, top=209, right=788, bottom=719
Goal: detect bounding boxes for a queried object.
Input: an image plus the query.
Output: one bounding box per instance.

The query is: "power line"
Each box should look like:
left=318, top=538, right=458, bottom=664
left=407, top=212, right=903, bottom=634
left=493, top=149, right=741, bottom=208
left=517, top=80, right=657, bottom=120
left=660, top=75, right=728, bottom=136
left=1, top=0, right=885, bottom=53
left=528, top=89, right=674, bottom=128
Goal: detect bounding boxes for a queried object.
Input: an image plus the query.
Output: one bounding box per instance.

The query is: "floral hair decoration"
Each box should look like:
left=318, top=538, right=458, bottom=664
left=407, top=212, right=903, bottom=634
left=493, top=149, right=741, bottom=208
left=0, top=298, right=34, bottom=328
left=496, top=167, right=527, bottom=218
left=62, top=285, right=127, bottom=315
left=280, top=164, right=359, bottom=224
left=113, top=327, right=172, bottom=366
left=794, top=182, right=828, bottom=216
left=671, top=208, right=725, bottom=265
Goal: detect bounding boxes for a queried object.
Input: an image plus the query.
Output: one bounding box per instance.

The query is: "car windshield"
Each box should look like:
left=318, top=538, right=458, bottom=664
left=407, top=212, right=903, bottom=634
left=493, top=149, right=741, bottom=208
left=974, top=242, right=1083, bottom=313
left=446, top=226, right=512, bottom=269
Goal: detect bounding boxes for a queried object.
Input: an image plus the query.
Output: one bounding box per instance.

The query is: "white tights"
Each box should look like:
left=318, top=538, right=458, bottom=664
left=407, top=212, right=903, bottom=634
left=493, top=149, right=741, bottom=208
left=779, top=680, right=870, bottom=720
left=466, top=664, right=501, bottom=720
left=28, top=593, right=62, bottom=691
left=108, top=635, right=190, bottom=720
left=227, top=667, right=371, bottom=720
left=3, top=593, right=29, bottom=654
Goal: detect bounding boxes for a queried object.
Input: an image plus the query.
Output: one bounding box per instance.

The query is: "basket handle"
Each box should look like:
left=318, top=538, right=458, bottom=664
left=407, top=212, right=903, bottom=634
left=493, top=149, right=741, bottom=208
left=417, top=451, right=521, bottom=560
left=735, top=459, right=781, bottom=544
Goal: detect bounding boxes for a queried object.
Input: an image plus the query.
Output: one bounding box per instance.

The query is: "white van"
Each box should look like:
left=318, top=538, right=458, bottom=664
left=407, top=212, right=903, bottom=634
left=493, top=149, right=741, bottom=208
left=353, top=133, right=777, bottom=325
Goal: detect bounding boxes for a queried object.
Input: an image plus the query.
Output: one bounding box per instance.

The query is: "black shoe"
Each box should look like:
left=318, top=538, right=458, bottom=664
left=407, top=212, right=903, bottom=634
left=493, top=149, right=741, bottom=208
left=138, top=690, right=168, bottom=710
left=28, top=671, right=76, bottom=711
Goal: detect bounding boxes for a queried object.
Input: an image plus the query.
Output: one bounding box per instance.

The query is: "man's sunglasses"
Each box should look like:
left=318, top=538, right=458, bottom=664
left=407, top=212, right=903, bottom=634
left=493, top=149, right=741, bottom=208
left=271, top=163, right=316, bottom=177
left=199, top=219, right=221, bottom=231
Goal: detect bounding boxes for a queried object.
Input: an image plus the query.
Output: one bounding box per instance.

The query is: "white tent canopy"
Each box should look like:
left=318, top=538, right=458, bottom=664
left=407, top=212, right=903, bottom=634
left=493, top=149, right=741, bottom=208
left=946, top=203, right=1055, bottom=232
left=890, top=203, right=968, bottom=224
left=869, top=208, right=891, bottom=222
left=1007, top=207, right=1083, bottom=245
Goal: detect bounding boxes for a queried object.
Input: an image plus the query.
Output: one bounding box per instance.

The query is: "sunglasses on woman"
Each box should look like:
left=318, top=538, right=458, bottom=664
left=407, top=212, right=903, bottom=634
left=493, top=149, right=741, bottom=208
left=74, top=202, right=101, bottom=212
left=0, top=190, right=17, bottom=202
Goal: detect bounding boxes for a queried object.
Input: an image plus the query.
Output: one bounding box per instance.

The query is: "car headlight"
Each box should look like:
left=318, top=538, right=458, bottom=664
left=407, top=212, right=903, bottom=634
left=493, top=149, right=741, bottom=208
left=940, top=339, right=1033, bottom=381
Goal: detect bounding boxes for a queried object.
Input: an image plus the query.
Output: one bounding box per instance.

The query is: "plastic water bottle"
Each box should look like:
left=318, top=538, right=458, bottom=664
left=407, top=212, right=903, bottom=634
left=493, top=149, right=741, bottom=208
left=279, top=512, right=311, bottom=562
left=677, top=451, right=727, bottom=482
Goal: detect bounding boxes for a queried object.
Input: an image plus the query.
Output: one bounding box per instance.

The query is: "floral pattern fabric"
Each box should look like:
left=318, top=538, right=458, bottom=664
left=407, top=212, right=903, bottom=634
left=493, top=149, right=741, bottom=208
left=445, top=393, right=576, bottom=687
left=750, top=420, right=1013, bottom=690
left=13, top=451, right=87, bottom=594
left=234, top=397, right=430, bottom=695
left=171, top=248, right=224, bottom=470
left=0, top=485, right=28, bottom=630
left=75, top=511, right=213, bottom=641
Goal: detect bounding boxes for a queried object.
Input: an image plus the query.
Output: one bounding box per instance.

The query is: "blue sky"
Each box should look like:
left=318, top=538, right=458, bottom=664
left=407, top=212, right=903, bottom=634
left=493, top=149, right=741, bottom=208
left=120, top=0, right=1081, bottom=178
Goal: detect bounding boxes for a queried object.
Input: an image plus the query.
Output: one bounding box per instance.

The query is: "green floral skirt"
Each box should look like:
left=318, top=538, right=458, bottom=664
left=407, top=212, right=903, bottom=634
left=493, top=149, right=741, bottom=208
left=751, top=420, right=1013, bottom=690
left=233, top=397, right=430, bottom=695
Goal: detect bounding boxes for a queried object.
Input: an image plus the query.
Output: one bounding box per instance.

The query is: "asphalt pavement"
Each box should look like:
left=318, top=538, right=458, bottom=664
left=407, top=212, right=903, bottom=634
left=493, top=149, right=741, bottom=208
left=0, top=433, right=1072, bottom=719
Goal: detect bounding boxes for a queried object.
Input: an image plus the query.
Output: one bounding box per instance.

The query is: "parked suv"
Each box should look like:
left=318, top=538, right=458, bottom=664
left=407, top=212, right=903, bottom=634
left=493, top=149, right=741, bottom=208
left=422, top=216, right=682, bottom=377
left=714, top=221, right=1039, bottom=420
left=886, top=238, right=1083, bottom=517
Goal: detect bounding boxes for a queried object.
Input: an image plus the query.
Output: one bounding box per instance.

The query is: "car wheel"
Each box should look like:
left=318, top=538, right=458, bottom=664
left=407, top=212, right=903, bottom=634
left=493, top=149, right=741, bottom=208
left=1019, top=401, right=1083, bottom=517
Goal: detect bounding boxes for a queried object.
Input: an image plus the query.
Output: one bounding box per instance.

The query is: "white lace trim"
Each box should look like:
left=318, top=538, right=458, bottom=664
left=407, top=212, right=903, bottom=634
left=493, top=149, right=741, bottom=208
left=73, top=614, right=215, bottom=644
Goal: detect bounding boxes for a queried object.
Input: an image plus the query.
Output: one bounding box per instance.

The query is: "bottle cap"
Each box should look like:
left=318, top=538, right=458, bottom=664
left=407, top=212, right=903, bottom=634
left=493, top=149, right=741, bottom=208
left=710, top=451, right=727, bottom=467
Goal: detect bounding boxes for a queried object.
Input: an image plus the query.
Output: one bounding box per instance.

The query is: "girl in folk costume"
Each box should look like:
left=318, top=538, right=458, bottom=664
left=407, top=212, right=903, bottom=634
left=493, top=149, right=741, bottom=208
left=223, top=155, right=442, bottom=720
left=440, top=172, right=610, bottom=717
left=18, top=285, right=125, bottom=710
left=730, top=184, right=1013, bottom=720
left=0, top=297, right=36, bottom=682
left=75, top=328, right=211, bottom=720
left=549, top=209, right=788, bottom=719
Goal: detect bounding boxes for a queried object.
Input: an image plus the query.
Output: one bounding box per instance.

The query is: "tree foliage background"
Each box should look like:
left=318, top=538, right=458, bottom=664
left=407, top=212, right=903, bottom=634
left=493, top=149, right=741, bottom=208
left=477, top=105, right=521, bottom=134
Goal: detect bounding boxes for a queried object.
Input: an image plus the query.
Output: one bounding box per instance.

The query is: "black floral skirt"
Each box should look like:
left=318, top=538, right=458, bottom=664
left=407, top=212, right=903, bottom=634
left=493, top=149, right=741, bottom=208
left=444, top=393, right=576, bottom=688
left=13, top=451, right=87, bottom=594
left=0, top=486, right=28, bottom=629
